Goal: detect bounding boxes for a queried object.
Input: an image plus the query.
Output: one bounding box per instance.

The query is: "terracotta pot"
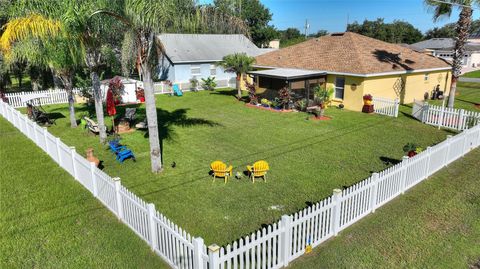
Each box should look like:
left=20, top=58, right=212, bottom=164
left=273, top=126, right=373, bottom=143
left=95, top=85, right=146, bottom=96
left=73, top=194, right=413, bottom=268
left=407, top=150, right=417, bottom=157
left=86, top=148, right=100, bottom=167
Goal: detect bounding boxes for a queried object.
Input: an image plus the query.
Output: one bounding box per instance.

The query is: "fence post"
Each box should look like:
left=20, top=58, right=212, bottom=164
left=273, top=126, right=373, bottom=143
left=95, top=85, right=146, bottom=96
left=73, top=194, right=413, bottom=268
left=422, top=102, right=429, bottom=123
left=400, top=156, right=409, bottom=194
left=424, top=147, right=432, bottom=179
left=438, top=105, right=445, bottom=130
left=113, top=178, right=124, bottom=219
left=193, top=237, right=205, bottom=269
left=458, top=109, right=465, bottom=131
left=147, top=203, right=158, bottom=251
left=370, top=173, right=379, bottom=213
left=394, top=98, right=400, bottom=118
left=280, top=215, right=292, bottom=267
left=208, top=244, right=220, bottom=269
left=332, top=189, right=342, bottom=236
left=56, top=137, right=62, bottom=166
left=444, top=135, right=453, bottom=166
left=43, top=127, right=49, bottom=153
left=90, top=162, right=98, bottom=197
left=70, top=146, right=78, bottom=180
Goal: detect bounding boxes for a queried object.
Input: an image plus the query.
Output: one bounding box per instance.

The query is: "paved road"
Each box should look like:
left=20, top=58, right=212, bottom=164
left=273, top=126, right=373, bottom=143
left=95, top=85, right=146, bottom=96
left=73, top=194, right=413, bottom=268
left=459, top=77, right=480, bottom=83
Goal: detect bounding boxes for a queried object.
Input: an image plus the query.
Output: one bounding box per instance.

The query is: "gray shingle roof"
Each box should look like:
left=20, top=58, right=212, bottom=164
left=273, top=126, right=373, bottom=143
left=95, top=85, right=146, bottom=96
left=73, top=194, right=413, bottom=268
left=157, top=34, right=265, bottom=63
left=411, top=38, right=480, bottom=51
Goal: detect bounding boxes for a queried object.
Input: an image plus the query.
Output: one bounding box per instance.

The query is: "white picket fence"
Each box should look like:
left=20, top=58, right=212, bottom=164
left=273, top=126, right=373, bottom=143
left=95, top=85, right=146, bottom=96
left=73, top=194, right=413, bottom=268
left=412, top=100, right=480, bottom=130
left=154, top=79, right=233, bottom=95
left=0, top=100, right=209, bottom=269
left=372, top=97, right=400, bottom=117
left=1, top=98, right=479, bottom=269
left=212, top=123, right=480, bottom=269
left=4, top=89, right=82, bottom=108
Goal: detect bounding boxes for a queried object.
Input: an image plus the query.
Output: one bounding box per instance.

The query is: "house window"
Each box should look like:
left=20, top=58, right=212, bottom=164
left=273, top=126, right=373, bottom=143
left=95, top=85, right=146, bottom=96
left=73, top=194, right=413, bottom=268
left=334, top=77, right=345, bottom=99
left=210, top=65, right=217, bottom=76
left=191, top=65, right=201, bottom=76
left=424, top=73, right=429, bottom=81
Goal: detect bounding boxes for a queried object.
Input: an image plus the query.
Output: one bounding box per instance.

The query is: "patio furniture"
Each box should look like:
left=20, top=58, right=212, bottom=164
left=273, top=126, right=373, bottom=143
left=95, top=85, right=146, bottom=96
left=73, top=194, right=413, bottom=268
left=247, top=160, right=269, bottom=183
left=109, top=139, right=127, bottom=153
left=210, top=161, right=233, bottom=184
left=84, top=116, right=100, bottom=134
left=116, top=148, right=136, bottom=163
left=125, top=108, right=136, bottom=123
left=135, top=118, right=148, bottom=129
left=173, top=84, right=183, bottom=96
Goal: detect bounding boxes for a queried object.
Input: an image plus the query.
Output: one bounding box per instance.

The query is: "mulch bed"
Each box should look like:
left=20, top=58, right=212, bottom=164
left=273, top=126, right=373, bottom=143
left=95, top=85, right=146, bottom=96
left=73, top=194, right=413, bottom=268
left=245, top=103, right=293, bottom=113
left=475, top=104, right=480, bottom=110
left=310, top=116, right=332, bottom=121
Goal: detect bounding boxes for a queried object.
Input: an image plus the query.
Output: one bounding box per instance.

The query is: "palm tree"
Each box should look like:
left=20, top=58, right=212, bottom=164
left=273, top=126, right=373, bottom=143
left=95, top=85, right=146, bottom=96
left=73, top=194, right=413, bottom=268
left=425, top=0, right=479, bottom=108
left=1, top=14, right=80, bottom=128
left=219, top=53, right=256, bottom=99
left=95, top=0, right=248, bottom=173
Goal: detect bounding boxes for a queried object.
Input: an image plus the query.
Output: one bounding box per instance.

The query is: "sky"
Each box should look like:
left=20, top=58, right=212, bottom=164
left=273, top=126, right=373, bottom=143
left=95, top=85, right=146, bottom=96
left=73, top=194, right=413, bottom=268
left=198, top=0, right=480, bottom=34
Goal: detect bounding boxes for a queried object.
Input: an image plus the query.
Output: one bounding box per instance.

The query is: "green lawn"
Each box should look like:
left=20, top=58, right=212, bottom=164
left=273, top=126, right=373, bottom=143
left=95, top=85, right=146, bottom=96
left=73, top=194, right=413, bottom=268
left=0, top=117, right=168, bottom=268
left=22, top=89, right=455, bottom=246
left=463, top=70, right=480, bottom=78
left=289, top=148, right=480, bottom=269
left=429, top=82, right=480, bottom=110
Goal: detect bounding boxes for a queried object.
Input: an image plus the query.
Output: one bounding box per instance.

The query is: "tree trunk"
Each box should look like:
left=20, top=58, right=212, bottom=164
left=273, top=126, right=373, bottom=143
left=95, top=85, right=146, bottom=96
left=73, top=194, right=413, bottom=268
left=142, top=65, right=162, bottom=173
left=236, top=73, right=242, bottom=100
left=59, top=74, right=77, bottom=128
left=90, top=71, right=107, bottom=143
left=448, top=6, right=472, bottom=108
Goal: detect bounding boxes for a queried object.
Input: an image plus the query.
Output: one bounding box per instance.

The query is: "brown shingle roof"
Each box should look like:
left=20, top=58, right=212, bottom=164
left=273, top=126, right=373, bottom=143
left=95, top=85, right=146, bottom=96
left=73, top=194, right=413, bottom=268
left=255, top=32, right=451, bottom=75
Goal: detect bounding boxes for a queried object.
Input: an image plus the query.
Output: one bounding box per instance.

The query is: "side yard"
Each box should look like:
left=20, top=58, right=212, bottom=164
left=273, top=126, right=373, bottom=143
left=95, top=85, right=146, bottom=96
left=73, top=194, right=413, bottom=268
left=0, top=117, right=168, bottom=268
left=289, top=148, right=480, bottom=269
left=429, top=82, right=480, bottom=110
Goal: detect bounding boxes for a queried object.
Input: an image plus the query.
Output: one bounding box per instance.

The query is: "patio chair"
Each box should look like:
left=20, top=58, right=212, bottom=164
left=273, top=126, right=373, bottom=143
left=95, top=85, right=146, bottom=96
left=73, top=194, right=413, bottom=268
left=247, top=160, right=269, bottom=183
left=116, top=148, right=136, bottom=163
left=84, top=117, right=100, bottom=134
left=210, top=160, right=233, bottom=184
left=109, top=139, right=127, bottom=153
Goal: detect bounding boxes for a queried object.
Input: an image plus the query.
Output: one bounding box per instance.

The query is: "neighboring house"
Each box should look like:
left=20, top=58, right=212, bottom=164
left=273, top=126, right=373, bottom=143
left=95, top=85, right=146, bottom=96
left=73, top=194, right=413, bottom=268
left=251, top=32, right=452, bottom=111
left=410, top=38, right=480, bottom=68
left=156, top=34, right=270, bottom=88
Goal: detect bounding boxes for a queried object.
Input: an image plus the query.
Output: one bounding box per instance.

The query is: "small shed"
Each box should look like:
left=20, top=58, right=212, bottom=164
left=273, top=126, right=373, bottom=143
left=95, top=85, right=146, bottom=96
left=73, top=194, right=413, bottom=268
left=100, top=77, right=143, bottom=104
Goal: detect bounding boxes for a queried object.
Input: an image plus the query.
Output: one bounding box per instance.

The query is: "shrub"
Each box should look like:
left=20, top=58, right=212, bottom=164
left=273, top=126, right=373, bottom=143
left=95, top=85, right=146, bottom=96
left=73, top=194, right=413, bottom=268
left=245, top=81, right=258, bottom=104
left=278, top=87, right=292, bottom=109
left=201, top=77, right=217, bottom=91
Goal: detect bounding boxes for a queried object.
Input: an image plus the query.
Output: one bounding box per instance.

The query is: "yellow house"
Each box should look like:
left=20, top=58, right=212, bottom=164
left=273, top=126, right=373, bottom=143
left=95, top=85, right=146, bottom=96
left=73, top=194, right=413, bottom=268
left=249, top=32, right=452, bottom=111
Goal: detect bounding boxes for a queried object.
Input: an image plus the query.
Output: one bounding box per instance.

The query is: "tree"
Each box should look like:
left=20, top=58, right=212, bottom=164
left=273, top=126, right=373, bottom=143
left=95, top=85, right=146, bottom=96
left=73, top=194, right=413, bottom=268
left=425, top=0, right=480, bottom=108
left=98, top=0, right=248, bottom=173
left=219, top=53, right=255, bottom=99
left=2, top=0, right=123, bottom=142
left=309, top=30, right=328, bottom=38
left=347, top=18, right=423, bottom=44
left=0, top=14, right=80, bottom=128
left=424, top=19, right=480, bottom=39
left=213, top=0, right=277, bottom=47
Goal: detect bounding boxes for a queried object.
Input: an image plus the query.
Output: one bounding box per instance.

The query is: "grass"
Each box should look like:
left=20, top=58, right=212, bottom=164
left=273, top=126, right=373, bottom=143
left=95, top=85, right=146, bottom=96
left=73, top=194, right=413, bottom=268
left=429, top=82, right=480, bottom=111
left=289, top=148, right=480, bottom=269
left=0, top=117, right=169, bottom=268
left=23, top=89, right=455, bottom=246
left=463, top=70, right=480, bottom=78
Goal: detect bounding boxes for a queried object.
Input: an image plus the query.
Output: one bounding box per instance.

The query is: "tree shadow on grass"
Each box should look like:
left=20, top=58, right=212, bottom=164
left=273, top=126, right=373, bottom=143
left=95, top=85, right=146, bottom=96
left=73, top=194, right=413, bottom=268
left=209, top=89, right=237, bottom=97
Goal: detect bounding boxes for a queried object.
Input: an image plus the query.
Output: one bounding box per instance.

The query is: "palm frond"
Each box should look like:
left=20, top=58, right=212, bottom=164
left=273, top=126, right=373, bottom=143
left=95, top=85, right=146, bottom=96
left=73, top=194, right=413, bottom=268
left=0, top=13, right=61, bottom=52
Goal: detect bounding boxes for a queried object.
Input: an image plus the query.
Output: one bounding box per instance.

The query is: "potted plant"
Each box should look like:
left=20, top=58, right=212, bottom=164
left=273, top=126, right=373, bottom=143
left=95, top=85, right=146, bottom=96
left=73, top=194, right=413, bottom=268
left=363, top=94, right=373, bottom=106
left=189, top=77, right=199, bottom=92
left=313, top=85, right=334, bottom=117
left=272, top=98, right=282, bottom=110
left=403, top=143, right=422, bottom=157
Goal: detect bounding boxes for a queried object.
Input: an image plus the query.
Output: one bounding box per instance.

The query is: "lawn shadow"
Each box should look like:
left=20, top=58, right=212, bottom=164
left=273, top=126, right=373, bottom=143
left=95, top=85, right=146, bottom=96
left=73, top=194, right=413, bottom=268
left=209, top=89, right=237, bottom=97
left=380, top=156, right=401, bottom=166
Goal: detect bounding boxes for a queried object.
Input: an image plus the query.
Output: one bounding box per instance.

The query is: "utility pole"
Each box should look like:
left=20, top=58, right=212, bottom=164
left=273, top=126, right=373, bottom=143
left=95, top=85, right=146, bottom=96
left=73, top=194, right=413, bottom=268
left=304, top=19, right=310, bottom=38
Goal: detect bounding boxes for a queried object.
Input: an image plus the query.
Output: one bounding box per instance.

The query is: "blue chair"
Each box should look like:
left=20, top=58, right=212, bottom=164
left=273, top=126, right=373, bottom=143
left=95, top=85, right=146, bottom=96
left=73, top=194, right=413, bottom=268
left=109, top=140, right=126, bottom=153
left=116, top=149, right=136, bottom=163
left=173, top=84, right=183, bottom=96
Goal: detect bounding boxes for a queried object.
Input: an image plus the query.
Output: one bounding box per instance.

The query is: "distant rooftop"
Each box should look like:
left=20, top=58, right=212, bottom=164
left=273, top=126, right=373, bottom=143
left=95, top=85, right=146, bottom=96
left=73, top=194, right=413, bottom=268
left=410, top=38, right=480, bottom=51
left=157, top=34, right=266, bottom=64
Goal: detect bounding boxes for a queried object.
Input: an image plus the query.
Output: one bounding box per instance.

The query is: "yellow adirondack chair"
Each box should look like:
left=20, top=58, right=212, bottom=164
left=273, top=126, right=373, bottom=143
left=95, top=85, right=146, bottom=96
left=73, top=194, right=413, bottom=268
left=247, top=160, right=269, bottom=183
left=210, top=161, right=233, bottom=184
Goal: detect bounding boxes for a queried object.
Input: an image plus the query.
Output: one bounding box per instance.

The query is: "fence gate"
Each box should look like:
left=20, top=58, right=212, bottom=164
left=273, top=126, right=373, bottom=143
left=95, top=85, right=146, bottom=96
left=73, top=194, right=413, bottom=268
left=412, top=99, right=426, bottom=122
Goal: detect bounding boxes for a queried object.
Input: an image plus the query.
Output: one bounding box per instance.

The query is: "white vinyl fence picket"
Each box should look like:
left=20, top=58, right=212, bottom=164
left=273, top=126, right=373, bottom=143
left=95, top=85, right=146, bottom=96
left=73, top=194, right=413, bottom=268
left=372, top=97, right=399, bottom=117
left=4, top=89, right=80, bottom=108
left=413, top=100, right=480, bottom=130
left=1, top=98, right=479, bottom=269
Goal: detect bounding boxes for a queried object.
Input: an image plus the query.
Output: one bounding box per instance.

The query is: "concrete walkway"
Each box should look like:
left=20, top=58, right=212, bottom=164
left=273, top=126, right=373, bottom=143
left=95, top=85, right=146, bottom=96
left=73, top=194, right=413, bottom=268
left=459, top=77, right=480, bottom=83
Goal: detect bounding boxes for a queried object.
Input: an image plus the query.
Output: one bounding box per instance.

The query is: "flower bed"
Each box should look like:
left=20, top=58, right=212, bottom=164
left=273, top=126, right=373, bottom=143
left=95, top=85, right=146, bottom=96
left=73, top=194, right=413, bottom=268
left=245, top=103, right=294, bottom=113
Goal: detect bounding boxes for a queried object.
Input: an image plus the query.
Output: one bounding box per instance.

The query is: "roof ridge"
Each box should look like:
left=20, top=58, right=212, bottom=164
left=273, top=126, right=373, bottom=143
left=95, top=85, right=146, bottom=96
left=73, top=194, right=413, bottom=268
left=347, top=33, right=369, bottom=74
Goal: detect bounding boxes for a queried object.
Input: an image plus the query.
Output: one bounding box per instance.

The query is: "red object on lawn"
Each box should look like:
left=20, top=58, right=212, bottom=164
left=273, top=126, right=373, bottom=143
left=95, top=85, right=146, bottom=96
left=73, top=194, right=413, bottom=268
left=106, top=89, right=116, bottom=116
